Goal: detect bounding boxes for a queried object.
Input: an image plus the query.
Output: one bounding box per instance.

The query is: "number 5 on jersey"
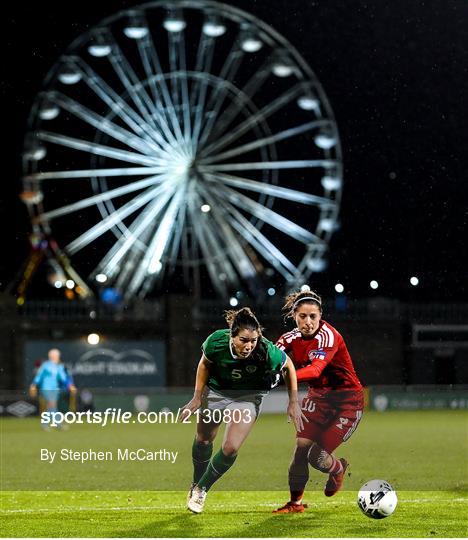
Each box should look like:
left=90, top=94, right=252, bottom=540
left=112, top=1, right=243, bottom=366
left=231, top=368, right=242, bottom=379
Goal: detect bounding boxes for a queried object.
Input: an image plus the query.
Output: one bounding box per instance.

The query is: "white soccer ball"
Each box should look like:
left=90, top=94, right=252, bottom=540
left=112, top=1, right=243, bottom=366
left=357, top=479, right=398, bottom=519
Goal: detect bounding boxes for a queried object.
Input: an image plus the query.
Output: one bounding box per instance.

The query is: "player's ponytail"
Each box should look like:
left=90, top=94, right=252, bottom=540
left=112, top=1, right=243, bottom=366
left=224, top=307, right=263, bottom=337
left=283, top=290, right=322, bottom=319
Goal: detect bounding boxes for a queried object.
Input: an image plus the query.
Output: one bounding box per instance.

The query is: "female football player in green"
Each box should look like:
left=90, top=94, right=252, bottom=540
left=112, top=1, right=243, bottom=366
left=182, top=307, right=305, bottom=514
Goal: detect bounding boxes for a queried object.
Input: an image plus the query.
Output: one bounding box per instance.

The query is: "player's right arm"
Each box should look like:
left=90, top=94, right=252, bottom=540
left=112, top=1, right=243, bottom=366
left=180, top=354, right=211, bottom=420
left=29, top=364, right=45, bottom=397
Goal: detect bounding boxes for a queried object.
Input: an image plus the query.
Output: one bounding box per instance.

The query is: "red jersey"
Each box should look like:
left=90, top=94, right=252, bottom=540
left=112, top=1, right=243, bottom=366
left=276, top=320, right=362, bottom=395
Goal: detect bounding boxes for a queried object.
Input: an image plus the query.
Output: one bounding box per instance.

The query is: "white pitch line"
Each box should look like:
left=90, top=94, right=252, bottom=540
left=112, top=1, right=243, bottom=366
left=1, top=499, right=466, bottom=514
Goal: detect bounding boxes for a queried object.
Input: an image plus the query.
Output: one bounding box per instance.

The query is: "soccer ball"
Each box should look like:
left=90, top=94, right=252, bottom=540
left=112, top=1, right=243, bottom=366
left=357, top=479, right=397, bottom=519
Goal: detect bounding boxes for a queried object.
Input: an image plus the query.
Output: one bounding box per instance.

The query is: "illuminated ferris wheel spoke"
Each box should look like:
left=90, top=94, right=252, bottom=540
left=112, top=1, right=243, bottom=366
left=106, top=40, right=164, bottom=132
left=167, top=32, right=182, bottom=125
left=195, top=184, right=257, bottom=279
left=200, top=159, right=337, bottom=172
left=204, top=172, right=332, bottom=206
left=126, top=186, right=187, bottom=297
left=193, top=40, right=244, bottom=150
left=199, top=84, right=303, bottom=158
left=188, top=31, right=215, bottom=143
left=203, top=120, right=331, bottom=164
left=23, top=1, right=343, bottom=298
left=213, top=195, right=297, bottom=279
left=211, top=184, right=321, bottom=244
left=177, top=29, right=192, bottom=145
left=41, top=174, right=167, bottom=222
left=24, top=166, right=168, bottom=182
left=66, top=184, right=169, bottom=255
left=97, top=183, right=178, bottom=279
left=37, top=131, right=162, bottom=166
left=200, top=58, right=271, bottom=147
left=195, top=45, right=245, bottom=148
left=188, top=194, right=238, bottom=296
left=76, top=59, right=181, bottom=159
left=136, top=36, right=189, bottom=154
left=191, top=31, right=214, bottom=102
left=107, top=39, right=182, bottom=150
left=51, top=92, right=161, bottom=157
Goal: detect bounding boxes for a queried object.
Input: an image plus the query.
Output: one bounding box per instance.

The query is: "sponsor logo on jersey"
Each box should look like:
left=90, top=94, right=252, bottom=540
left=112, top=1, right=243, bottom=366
left=245, top=365, right=257, bottom=373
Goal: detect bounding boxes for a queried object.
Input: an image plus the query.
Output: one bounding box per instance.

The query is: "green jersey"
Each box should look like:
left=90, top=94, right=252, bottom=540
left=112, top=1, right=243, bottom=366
left=202, top=329, right=287, bottom=393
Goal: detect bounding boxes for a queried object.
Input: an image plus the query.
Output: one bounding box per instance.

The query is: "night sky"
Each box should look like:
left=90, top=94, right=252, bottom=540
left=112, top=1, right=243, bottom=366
left=1, top=0, right=466, bottom=302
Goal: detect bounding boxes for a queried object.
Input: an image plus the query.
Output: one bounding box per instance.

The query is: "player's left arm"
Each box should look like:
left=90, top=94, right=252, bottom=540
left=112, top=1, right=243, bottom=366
left=295, top=338, right=340, bottom=382
left=282, top=356, right=307, bottom=431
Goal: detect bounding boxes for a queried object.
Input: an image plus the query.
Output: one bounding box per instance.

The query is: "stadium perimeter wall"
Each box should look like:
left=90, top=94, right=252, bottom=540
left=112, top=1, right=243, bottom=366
left=1, top=294, right=467, bottom=389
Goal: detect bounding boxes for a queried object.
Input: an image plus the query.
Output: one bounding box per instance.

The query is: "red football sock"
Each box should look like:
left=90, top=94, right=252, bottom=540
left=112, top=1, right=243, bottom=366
left=328, top=456, right=343, bottom=475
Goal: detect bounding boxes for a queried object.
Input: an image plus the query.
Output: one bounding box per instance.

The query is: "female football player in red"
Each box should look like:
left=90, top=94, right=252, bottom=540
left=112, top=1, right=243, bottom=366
left=273, top=290, right=364, bottom=513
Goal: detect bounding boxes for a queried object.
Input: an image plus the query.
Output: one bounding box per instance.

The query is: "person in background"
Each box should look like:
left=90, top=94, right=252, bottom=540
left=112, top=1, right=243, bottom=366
left=29, top=348, right=76, bottom=428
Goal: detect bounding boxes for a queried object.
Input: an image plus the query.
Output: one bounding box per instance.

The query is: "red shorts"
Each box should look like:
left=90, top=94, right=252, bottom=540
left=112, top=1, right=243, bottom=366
left=297, top=389, right=364, bottom=453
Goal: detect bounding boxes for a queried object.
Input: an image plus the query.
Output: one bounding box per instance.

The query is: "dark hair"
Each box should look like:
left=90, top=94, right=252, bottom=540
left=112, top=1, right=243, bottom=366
left=224, top=307, right=263, bottom=337
left=283, top=290, right=322, bottom=319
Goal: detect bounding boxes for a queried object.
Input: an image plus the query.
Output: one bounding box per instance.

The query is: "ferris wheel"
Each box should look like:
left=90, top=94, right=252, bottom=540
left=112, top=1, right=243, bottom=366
left=21, top=0, right=343, bottom=301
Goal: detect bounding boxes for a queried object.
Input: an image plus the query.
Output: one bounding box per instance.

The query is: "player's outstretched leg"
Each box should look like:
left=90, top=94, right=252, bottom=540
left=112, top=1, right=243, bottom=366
left=187, top=449, right=238, bottom=513
left=188, top=438, right=213, bottom=503
left=187, top=485, right=207, bottom=514
left=273, top=441, right=311, bottom=513
left=324, top=458, right=348, bottom=497
left=307, top=444, right=348, bottom=497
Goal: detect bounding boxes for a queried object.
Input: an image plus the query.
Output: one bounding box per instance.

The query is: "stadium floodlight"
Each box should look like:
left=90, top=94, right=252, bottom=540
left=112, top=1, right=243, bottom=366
left=66, top=279, right=75, bottom=289
left=267, top=287, right=276, bottom=296
left=300, top=284, right=311, bottom=292
left=87, top=333, right=100, bottom=345
left=410, top=276, right=419, bottom=286
left=54, top=280, right=63, bottom=289
left=201, top=204, right=211, bottom=213
left=335, top=283, right=344, bottom=293
left=229, top=297, right=239, bottom=306
left=370, top=280, right=379, bottom=290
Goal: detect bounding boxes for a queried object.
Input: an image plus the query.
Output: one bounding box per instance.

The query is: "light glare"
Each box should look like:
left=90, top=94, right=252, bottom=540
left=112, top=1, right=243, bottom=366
left=335, top=283, right=344, bottom=293
left=87, top=333, right=100, bottom=345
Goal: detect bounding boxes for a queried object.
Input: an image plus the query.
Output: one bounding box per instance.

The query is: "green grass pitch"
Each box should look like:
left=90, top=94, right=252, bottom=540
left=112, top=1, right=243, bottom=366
left=1, top=410, right=467, bottom=537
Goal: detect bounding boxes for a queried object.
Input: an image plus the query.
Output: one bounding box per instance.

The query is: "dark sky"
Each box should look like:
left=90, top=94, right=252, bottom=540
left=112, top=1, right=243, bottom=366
left=1, top=0, right=467, bottom=302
